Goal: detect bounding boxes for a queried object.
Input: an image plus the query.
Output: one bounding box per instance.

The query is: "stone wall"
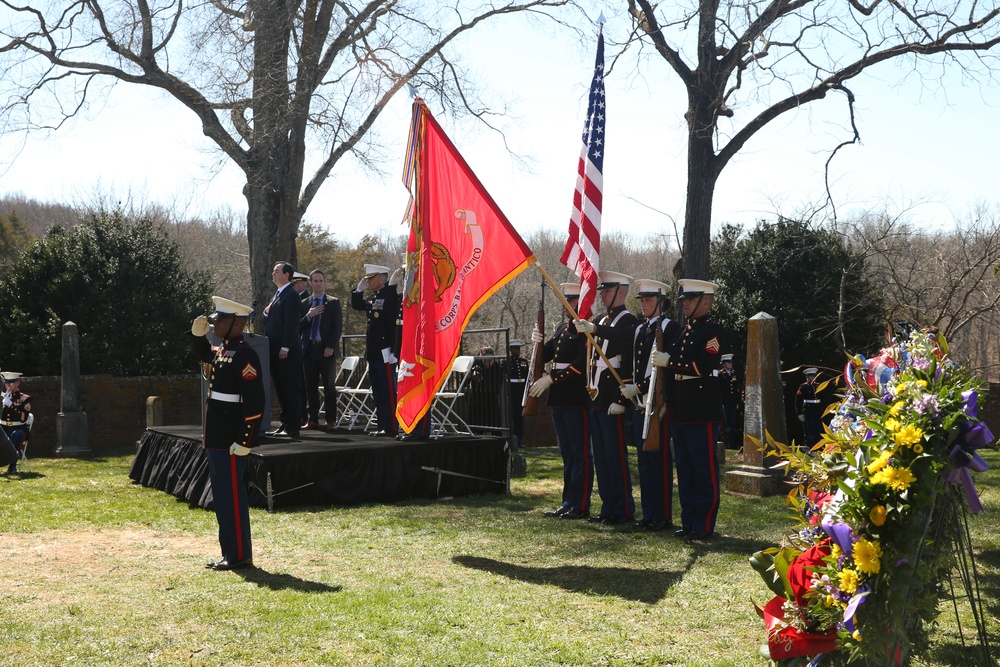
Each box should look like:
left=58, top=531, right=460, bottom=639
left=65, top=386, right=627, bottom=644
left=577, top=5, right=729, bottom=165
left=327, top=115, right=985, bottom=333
left=16, top=375, right=202, bottom=457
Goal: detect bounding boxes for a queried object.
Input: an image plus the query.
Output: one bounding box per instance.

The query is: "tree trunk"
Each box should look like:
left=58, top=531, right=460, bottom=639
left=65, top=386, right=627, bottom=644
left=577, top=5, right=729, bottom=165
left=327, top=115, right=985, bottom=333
left=682, top=123, right=719, bottom=281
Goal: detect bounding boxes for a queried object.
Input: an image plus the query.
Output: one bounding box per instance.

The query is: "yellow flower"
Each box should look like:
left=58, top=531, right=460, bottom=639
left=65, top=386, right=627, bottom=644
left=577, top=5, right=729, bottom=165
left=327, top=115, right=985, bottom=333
left=894, top=424, right=924, bottom=448
left=916, top=380, right=927, bottom=388
left=852, top=630, right=863, bottom=642
left=867, top=450, right=892, bottom=476
left=882, top=466, right=915, bottom=492
left=884, top=417, right=901, bottom=433
left=830, top=544, right=843, bottom=560
left=889, top=401, right=905, bottom=416
left=854, top=538, right=883, bottom=575
left=913, top=443, right=924, bottom=454
left=869, top=504, right=887, bottom=526
left=839, top=568, right=860, bottom=594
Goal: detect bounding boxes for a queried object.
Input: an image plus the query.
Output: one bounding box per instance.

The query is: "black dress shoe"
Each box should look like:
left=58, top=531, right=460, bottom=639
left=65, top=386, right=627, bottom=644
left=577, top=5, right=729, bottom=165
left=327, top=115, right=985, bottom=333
left=208, top=558, right=254, bottom=571
left=561, top=509, right=590, bottom=520
left=644, top=521, right=668, bottom=532
left=544, top=505, right=571, bottom=517
left=266, top=427, right=286, bottom=437
left=284, top=430, right=300, bottom=438
left=686, top=531, right=713, bottom=541
left=587, top=515, right=605, bottom=524
left=206, top=557, right=226, bottom=569
left=633, top=517, right=653, bottom=529
left=673, top=528, right=692, bottom=538
left=601, top=516, right=628, bottom=525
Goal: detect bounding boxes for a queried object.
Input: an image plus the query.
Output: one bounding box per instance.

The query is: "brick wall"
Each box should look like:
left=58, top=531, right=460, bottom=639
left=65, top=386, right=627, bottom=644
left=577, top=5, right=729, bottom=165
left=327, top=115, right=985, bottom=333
left=16, top=375, right=202, bottom=458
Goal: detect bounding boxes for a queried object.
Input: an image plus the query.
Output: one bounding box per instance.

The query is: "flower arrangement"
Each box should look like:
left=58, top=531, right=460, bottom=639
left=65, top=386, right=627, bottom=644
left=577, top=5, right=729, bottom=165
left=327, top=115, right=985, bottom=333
left=750, top=326, right=994, bottom=666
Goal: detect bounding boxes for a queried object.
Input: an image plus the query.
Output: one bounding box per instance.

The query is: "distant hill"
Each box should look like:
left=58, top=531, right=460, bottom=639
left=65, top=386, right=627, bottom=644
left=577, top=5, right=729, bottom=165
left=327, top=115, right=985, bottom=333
left=0, top=193, right=81, bottom=236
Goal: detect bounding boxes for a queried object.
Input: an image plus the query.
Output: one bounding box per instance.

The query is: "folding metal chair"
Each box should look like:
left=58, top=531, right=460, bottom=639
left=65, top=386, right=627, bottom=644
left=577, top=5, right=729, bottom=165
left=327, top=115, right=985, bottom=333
left=329, top=356, right=360, bottom=426
left=429, top=356, right=477, bottom=438
left=16, top=413, right=33, bottom=473
left=337, top=359, right=376, bottom=431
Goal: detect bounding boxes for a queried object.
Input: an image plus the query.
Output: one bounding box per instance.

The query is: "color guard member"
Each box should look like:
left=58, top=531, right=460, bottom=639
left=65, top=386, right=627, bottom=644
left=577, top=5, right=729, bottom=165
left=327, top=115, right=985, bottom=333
left=574, top=271, right=638, bottom=525
left=719, top=354, right=742, bottom=450
left=351, top=264, right=402, bottom=436
left=529, top=282, right=593, bottom=520
left=622, top=279, right=681, bottom=531
left=651, top=279, right=727, bottom=540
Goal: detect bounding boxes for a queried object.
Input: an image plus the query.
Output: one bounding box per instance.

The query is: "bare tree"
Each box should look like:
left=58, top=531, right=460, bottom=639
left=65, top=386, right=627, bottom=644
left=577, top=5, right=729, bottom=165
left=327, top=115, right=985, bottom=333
left=0, top=0, right=570, bottom=308
left=842, top=204, right=1000, bottom=376
left=625, top=0, right=1000, bottom=280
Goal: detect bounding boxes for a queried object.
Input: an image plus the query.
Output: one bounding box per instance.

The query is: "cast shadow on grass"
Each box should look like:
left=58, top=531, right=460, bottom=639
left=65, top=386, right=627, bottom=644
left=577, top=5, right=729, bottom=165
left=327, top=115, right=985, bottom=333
left=452, top=554, right=696, bottom=604
left=235, top=567, right=343, bottom=594
left=2, top=471, right=44, bottom=480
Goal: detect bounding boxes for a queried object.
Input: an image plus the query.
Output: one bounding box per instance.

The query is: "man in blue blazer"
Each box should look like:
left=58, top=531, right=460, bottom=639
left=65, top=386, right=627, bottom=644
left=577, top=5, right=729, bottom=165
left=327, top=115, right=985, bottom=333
left=300, top=269, right=343, bottom=430
left=262, top=261, right=303, bottom=437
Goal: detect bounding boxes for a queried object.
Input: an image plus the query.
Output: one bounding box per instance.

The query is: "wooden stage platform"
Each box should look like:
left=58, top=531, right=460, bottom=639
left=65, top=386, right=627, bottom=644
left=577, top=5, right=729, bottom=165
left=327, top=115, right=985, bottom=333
left=128, top=425, right=510, bottom=511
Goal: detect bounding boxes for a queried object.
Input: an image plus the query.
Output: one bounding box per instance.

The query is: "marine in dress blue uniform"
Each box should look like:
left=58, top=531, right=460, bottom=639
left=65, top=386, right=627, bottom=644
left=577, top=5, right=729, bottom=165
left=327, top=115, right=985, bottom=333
left=351, top=264, right=401, bottom=436
left=719, top=354, right=742, bottom=450
left=652, top=279, right=727, bottom=540
left=623, top=279, right=682, bottom=532
left=1, top=372, right=32, bottom=474
left=529, top=283, right=593, bottom=520
left=189, top=297, right=265, bottom=571
left=795, top=368, right=823, bottom=446
left=575, top=271, right=638, bottom=525
left=504, top=340, right=530, bottom=450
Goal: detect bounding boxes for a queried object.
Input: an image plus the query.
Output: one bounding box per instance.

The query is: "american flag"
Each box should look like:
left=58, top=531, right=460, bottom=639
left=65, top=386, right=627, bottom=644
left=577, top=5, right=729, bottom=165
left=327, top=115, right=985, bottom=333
left=560, top=27, right=605, bottom=321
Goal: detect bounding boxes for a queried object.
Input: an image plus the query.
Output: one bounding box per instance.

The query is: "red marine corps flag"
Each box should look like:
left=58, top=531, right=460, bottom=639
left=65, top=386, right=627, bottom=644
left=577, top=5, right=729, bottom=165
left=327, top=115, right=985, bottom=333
left=396, top=99, right=535, bottom=433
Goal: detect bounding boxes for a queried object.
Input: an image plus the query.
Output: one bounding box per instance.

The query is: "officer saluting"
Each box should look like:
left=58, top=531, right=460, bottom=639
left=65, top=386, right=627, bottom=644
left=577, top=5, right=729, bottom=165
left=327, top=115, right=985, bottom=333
left=351, top=263, right=402, bottom=436
left=1, top=372, right=32, bottom=475
left=651, top=279, right=727, bottom=540
left=189, top=297, right=265, bottom=571
left=795, top=368, right=823, bottom=446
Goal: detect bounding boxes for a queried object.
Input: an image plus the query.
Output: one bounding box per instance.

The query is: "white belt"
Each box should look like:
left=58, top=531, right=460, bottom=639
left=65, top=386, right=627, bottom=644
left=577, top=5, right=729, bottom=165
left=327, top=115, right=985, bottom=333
left=803, top=399, right=821, bottom=404
left=510, top=378, right=526, bottom=383
left=209, top=391, right=242, bottom=403
left=595, top=358, right=620, bottom=369
left=675, top=370, right=718, bottom=381
left=554, top=362, right=571, bottom=370
left=4, top=421, right=26, bottom=427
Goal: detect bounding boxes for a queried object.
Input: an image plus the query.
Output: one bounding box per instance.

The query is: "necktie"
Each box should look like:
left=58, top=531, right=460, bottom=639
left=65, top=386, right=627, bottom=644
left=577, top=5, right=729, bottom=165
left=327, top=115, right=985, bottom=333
left=310, top=296, right=322, bottom=341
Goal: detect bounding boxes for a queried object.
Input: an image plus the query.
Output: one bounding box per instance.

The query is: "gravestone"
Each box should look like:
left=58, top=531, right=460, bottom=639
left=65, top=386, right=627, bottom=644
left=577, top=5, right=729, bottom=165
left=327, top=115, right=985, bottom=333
left=725, top=312, right=787, bottom=496
left=55, top=321, right=92, bottom=457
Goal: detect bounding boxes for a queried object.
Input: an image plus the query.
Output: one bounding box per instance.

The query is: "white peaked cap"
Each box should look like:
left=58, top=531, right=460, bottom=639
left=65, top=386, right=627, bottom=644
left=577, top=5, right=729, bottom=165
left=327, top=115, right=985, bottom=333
left=635, top=279, right=669, bottom=296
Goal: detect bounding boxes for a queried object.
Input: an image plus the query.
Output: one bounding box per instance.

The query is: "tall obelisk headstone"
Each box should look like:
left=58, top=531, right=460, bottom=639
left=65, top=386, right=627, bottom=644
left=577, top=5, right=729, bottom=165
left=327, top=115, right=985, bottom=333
left=55, top=321, right=92, bottom=456
left=725, top=312, right=787, bottom=496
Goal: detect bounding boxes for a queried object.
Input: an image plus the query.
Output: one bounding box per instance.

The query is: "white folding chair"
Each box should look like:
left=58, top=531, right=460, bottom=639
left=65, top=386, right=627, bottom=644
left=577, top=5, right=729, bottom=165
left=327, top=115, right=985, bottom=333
left=330, top=356, right=360, bottom=425
left=16, top=413, right=33, bottom=473
left=337, top=360, right=376, bottom=431
left=429, top=356, right=477, bottom=438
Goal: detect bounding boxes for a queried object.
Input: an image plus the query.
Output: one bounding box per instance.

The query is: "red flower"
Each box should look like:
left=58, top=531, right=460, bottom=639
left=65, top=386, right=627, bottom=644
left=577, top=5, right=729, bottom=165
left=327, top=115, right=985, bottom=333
left=786, top=541, right=831, bottom=607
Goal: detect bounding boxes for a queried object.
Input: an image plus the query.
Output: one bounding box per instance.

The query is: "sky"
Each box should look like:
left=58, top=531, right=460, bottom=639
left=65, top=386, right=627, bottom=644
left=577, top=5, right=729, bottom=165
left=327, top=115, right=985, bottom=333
left=1, top=9, right=998, bottom=249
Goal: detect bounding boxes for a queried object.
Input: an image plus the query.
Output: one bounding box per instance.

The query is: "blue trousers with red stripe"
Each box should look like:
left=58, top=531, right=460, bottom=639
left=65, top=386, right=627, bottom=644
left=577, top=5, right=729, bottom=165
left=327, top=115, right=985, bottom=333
left=590, top=409, right=635, bottom=520
left=628, top=405, right=673, bottom=525
left=369, top=359, right=398, bottom=435
left=670, top=422, right=721, bottom=535
left=551, top=407, right=593, bottom=514
left=206, top=449, right=252, bottom=563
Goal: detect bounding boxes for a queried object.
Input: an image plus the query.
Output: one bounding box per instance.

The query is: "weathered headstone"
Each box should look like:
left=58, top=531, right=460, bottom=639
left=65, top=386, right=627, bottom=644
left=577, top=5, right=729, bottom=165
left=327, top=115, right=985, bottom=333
left=725, top=312, right=787, bottom=496
left=55, top=321, right=92, bottom=457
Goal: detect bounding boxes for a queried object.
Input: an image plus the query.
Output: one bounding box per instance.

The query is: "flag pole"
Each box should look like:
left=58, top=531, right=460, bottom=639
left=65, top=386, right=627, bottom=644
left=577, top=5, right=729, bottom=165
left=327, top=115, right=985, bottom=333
left=533, top=263, right=638, bottom=403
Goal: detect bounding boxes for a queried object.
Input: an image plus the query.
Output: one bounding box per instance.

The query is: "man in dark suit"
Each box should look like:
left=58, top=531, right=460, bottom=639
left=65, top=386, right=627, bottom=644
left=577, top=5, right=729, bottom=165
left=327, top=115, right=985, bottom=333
left=262, top=261, right=303, bottom=437
left=300, top=269, right=343, bottom=430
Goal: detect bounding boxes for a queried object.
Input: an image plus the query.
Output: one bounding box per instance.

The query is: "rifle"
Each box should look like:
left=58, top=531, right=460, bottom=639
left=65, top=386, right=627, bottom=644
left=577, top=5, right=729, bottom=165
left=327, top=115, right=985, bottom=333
left=522, top=280, right=545, bottom=416
left=642, top=325, right=666, bottom=451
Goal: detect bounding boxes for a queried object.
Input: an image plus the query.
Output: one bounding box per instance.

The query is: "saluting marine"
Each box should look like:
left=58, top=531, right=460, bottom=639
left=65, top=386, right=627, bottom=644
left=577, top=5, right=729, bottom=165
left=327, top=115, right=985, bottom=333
left=795, top=367, right=823, bottom=447
left=1, top=372, right=32, bottom=475
left=190, top=297, right=265, bottom=571
left=351, top=263, right=403, bottom=436
left=574, top=270, right=638, bottom=525
left=651, top=278, right=727, bottom=541
left=530, top=282, right=593, bottom=520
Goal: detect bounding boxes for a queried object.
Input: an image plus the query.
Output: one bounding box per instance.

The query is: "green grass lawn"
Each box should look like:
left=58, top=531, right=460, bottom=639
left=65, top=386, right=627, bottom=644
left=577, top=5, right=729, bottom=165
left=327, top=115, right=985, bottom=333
left=1, top=447, right=998, bottom=666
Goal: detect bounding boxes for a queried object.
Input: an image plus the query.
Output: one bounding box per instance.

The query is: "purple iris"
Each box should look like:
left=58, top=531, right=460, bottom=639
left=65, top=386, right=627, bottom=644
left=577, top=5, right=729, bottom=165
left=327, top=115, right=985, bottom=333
left=821, top=518, right=856, bottom=557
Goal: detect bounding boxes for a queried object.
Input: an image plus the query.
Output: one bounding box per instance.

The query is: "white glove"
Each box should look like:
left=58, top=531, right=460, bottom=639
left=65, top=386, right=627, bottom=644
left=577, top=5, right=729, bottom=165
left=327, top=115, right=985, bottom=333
left=356, top=277, right=370, bottom=292
left=574, top=319, right=596, bottom=334
left=651, top=350, right=671, bottom=367
left=607, top=403, right=626, bottom=416
left=191, top=315, right=210, bottom=337
left=388, top=267, right=404, bottom=286
left=528, top=374, right=553, bottom=397
left=230, top=443, right=252, bottom=456
left=530, top=325, right=543, bottom=344
left=621, top=383, right=639, bottom=400
left=2, top=394, right=11, bottom=408
left=798, top=414, right=806, bottom=423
